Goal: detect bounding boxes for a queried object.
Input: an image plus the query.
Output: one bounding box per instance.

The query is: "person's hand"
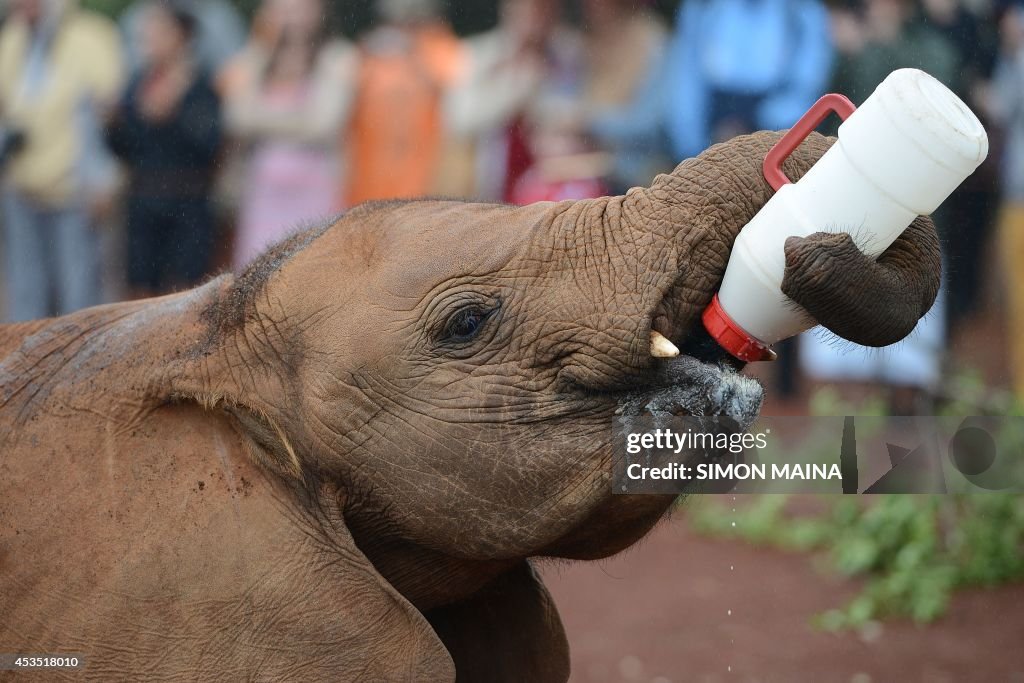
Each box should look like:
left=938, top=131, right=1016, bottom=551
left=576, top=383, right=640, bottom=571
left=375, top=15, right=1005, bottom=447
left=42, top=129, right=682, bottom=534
left=266, top=30, right=315, bottom=83
left=538, top=97, right=586, bottom=136
left=252, top=1, right=285, bottom=50
left=139, top=63, right=190, bottom=123
left=100, top=99, right=122, bottom=126
left=89, top=189, right=119, bottom=225
left=1000, top=7, right=1024, bottom=54
left=503, top=0, right=552, bottom=53
left=830, top=9, right=866, bottom=55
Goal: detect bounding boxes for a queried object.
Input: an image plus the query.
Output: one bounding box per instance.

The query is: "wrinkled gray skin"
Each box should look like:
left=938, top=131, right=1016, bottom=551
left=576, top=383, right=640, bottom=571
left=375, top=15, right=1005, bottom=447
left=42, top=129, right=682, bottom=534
left=0, top=132, right=940, bottom=681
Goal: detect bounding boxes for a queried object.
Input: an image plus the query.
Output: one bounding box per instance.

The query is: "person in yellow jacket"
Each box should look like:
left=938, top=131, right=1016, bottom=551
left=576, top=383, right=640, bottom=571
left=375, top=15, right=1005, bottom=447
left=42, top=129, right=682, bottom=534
left=0, top=0, right=123, bottom=321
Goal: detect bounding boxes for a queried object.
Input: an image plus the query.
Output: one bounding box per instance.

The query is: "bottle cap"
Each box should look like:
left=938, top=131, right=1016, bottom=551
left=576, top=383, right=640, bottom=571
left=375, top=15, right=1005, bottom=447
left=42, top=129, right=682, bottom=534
left=702, top=295, right=777, bottom=363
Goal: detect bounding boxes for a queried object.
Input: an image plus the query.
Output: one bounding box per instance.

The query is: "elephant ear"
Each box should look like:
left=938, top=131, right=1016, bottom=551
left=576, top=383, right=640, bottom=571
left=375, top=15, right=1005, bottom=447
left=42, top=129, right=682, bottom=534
left=302, top=505, right=459, bottom=681
left=425, top=561, right=570, bottom=683
left=238, top=479, right=456, bottom=679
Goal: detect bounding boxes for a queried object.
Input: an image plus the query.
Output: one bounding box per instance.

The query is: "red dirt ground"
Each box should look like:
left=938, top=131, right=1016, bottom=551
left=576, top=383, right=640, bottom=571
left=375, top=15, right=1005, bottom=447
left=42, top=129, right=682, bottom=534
left=541, top=514, right=1024, bottom=683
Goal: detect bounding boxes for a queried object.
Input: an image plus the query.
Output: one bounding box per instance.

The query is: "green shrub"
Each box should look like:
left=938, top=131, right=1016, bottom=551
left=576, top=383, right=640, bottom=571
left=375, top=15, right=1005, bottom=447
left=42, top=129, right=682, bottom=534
left=689, top=492, right=1024, bottom=629
left=687, top=379, right=1024, bottom=629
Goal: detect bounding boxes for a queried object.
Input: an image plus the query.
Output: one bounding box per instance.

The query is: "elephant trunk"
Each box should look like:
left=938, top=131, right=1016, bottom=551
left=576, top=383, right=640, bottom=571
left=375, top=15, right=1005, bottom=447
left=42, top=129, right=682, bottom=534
left=537, top=131, right=836, bottom=392
left=618, top=131, right=835, bottom=355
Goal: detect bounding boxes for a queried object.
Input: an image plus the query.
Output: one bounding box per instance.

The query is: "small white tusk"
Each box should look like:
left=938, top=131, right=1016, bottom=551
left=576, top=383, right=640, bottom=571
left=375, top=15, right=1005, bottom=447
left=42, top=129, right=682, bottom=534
left=650, top=330, right=680, bottom=358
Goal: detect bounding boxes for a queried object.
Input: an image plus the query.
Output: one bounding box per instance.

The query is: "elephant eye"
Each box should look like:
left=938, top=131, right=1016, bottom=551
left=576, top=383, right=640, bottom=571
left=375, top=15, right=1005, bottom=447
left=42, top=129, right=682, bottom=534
left=442, top=307, right=492, bottom=344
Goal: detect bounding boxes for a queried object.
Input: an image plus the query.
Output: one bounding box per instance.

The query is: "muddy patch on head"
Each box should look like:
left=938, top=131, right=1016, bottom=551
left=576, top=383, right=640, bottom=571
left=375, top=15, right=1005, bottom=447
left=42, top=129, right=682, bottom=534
left=198, top=223, right=332, bottom=347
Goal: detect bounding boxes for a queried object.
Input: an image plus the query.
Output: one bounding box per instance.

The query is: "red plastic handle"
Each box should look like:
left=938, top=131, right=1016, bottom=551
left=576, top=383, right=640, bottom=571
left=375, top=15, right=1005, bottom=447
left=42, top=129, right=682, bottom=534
left=762, top=93, right=857, bottom=191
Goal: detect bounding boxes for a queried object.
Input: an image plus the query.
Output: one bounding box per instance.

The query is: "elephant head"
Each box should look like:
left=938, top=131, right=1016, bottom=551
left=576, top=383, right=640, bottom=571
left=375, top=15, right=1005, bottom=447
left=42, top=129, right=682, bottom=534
left=0, top=132, right=940, bottom=681
left=173, top=130, right=938, bottom=676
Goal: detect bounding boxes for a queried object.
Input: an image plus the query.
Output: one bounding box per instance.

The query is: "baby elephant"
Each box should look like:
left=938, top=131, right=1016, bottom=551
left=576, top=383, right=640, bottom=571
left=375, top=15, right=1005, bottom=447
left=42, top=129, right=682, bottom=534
left=0, top=132, right=939, bottom=681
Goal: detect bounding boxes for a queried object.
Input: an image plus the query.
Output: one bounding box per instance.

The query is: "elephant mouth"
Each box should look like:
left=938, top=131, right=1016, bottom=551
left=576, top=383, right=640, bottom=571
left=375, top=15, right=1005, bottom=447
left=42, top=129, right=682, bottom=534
left=560, top=287, right=764, bottom=427
left=561, top=319, right=763, bottom=426
left=615, top=353, right=764, bottom=429
left=612, top=305, right=764, bottom=427
left=617, top=271, right=763, bottom=426
left=543, top=350, right=763, bottom=561
left=542, top=328, right=765, bottom=561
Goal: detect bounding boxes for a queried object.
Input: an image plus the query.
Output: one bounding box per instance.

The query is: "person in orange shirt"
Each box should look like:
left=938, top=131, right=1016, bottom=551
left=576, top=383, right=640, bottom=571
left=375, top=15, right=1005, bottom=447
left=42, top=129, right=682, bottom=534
left=345, top=0, right=467, bottom=206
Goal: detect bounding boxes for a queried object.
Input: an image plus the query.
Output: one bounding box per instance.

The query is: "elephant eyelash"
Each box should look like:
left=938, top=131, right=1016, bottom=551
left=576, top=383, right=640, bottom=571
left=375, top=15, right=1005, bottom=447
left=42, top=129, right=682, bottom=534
left=435, top=301, right=501, bottom=348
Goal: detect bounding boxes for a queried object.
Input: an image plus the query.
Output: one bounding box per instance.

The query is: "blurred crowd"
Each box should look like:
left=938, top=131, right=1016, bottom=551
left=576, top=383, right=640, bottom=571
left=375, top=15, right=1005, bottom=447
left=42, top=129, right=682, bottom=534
left=1, top=0, right=1023, bottom=407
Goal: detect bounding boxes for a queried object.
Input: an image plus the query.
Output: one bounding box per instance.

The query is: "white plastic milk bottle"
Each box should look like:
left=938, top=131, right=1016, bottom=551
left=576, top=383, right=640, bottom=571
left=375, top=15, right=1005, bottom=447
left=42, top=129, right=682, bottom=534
left=701, top=68, right=989, bottom=362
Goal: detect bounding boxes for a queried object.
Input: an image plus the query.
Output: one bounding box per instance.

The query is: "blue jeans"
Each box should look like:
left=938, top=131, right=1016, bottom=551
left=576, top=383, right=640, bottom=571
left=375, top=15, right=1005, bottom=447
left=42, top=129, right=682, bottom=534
left=2, top=190, right=101, bottom=322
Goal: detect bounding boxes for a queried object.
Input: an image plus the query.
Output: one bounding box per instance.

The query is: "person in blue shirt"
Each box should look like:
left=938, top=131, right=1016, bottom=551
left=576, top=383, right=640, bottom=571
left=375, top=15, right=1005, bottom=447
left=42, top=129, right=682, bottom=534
left=663, top=0, right=833, bottom=160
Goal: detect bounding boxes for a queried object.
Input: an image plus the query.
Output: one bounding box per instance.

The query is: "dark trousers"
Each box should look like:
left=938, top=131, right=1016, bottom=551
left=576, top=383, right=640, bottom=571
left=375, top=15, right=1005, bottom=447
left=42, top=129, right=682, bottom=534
left=126, top=196, right=214, bottom=293
left=935, top=186, right=998, bottom=330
